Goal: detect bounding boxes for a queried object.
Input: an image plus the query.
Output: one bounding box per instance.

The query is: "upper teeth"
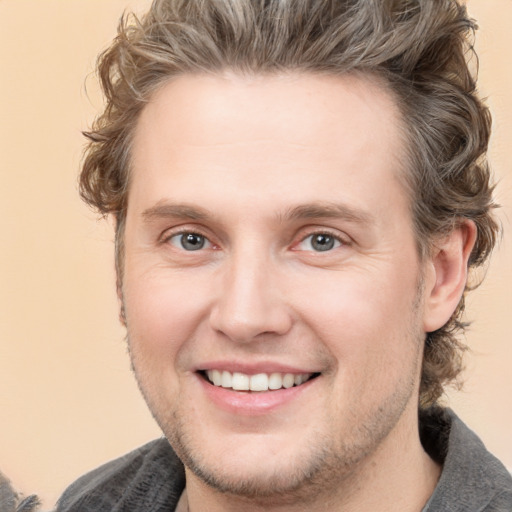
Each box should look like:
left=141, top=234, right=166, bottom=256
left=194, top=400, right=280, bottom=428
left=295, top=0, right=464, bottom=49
left=205, top=370, right=312, bottom=392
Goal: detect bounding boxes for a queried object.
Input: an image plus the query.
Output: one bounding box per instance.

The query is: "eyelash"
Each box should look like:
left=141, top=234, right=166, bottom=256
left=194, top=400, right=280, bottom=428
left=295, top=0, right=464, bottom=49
left=160, top=227, right=349, bottom=253
left=294, top=229, right=348, bottom=253
left=161, top=229, right=214, bottom=251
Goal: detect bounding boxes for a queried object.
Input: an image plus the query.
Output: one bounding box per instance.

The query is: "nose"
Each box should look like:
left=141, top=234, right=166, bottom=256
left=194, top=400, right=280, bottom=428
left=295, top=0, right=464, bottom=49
left=209, top=251, right=293, bottom=343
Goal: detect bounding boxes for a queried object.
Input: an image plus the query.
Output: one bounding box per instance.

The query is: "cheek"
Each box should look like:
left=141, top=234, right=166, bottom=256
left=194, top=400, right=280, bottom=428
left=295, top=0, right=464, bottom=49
left=296, top=268, right=413, bottom=337
left=292, top=264, right=422, bottom=377
left=122, top=270, right=210, bottom=365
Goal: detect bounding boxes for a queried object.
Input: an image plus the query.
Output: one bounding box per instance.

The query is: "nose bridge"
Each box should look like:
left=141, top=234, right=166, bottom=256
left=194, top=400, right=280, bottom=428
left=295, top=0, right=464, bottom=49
left=210, top=242, right=291, bottom=342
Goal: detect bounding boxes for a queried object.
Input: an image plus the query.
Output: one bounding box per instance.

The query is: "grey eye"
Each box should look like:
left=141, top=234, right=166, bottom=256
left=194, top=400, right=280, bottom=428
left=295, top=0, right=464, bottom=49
left=297, top=233, right=341, bottom=252
left=170, top=233, right=209, bottom=251
left=310, top=234, right=336, bottom=251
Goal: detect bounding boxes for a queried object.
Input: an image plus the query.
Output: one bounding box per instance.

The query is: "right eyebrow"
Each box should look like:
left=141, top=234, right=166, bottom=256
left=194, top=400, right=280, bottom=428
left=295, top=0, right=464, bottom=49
left=142, top=201, right=211, bottom=222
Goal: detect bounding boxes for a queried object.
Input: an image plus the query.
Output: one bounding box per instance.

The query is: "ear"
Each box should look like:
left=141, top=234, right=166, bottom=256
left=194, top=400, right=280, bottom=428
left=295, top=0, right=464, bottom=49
left=422, top=220, right=477, bottom=333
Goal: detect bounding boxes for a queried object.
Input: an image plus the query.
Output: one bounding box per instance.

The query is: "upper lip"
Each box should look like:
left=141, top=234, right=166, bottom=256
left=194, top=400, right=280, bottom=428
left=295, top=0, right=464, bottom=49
left=196, top=360, right=320, bottom=375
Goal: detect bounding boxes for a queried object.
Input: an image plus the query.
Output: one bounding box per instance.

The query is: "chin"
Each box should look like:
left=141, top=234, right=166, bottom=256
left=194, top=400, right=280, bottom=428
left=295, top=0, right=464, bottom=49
left=157, top=404, right=370, bottom=504
left=170, top=426, right=339, bottom=500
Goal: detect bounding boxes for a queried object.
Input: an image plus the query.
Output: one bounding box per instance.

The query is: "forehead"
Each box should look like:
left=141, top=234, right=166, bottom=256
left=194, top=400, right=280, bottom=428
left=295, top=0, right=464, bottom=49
left=129, top=72, right=409, bottom=225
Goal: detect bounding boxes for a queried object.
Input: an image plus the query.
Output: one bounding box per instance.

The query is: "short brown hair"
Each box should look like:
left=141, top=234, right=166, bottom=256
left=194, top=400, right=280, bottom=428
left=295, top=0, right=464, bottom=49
left=80, top=0, right=498, bottom=407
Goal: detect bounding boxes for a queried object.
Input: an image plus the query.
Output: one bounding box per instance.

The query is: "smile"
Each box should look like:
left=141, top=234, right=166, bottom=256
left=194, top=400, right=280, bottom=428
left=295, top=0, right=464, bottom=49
left=203, top=370, right=318, bottom=392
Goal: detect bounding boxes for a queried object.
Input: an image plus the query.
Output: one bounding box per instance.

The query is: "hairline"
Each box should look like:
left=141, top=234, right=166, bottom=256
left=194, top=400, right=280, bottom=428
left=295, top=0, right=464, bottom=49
left=113, top=67, right=432, bottom=285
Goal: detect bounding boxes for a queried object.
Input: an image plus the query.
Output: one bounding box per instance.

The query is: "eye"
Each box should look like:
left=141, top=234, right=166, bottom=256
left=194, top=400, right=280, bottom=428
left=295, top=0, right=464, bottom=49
left=168, top=232, right=211, bottom=251
left=297, top=233, right=342, bottom=252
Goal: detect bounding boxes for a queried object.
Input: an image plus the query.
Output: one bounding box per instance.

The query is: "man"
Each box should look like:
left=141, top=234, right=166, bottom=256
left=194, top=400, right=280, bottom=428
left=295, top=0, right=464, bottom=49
left=57, top=0, right=512, bottom=510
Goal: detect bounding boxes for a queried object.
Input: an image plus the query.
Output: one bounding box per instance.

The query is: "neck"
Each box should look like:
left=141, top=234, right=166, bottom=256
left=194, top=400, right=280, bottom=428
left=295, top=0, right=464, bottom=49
left=182, top=405, right=441, bottom=512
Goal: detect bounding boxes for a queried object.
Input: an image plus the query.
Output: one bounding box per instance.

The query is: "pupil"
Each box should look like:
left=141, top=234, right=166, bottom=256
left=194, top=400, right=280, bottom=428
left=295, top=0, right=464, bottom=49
left=312, top=234, right=334, bottom=251
left=182, top=233, right=205, bottom=250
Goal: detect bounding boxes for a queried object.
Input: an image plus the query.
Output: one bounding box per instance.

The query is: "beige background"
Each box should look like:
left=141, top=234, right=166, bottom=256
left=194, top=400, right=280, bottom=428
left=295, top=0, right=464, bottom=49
left=0, top=0, right=510, bottom=509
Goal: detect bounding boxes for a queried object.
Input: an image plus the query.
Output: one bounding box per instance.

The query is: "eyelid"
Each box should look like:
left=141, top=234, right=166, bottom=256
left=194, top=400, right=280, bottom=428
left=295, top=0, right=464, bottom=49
left=170, top=233, right=212, bottom=250
left=292, top=227, right=351, bottom=251
left=158, top=224, right=350, bottom=251
left=160, top=225, right=215, bottom=247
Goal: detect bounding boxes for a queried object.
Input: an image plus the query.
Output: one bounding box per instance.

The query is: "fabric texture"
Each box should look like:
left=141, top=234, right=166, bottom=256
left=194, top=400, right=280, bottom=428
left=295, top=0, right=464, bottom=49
left=56, top=440, right=185, bottom=512
left=420, top=408, right=512, bottom=511
left=56, top=408, right=512, bottom=511
left=0, top=471, right=42, bottom=512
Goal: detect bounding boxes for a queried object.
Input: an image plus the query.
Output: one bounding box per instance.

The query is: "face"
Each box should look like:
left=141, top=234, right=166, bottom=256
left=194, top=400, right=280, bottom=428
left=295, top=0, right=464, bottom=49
left=123, top=72, right=429, bottom=501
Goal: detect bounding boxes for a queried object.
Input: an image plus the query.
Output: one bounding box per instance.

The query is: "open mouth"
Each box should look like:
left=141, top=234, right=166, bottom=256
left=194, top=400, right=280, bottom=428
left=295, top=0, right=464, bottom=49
left=199, top=370, right=320, bottom=392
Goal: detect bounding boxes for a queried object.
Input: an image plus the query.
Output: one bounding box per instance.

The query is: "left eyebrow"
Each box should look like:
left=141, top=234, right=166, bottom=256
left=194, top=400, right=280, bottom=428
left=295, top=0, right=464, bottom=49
left=280, top=202, right=374, bottom=226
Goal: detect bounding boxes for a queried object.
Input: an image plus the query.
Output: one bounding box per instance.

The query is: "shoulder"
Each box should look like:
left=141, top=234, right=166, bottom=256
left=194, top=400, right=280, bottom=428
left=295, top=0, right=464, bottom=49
left=1, top=470, right=41, bottom=512
left=422, top=407, right=512, bottom=511
left=56, top=438, right=185, bottom=512
left=485, top=491, right=512, bottom=512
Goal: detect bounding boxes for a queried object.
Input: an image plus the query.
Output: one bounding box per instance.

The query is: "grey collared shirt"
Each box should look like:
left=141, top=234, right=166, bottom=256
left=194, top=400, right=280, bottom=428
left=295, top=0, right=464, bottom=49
left=420, top=409, right=512, bottom=511
left=56, top=408, right=512, bottom=511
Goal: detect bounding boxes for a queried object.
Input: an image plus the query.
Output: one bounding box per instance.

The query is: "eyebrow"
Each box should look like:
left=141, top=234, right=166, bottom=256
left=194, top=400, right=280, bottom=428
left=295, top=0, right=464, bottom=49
left=141, top=200, right=374, bottom=226
left=281, top=202, right=374, bottom=226
left=142, top=202, right=210, bottom=222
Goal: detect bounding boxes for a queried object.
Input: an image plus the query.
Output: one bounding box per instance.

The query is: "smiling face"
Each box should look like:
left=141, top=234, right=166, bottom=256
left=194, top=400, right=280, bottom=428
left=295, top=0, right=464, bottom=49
left=122, top=72, right=431, bottom=503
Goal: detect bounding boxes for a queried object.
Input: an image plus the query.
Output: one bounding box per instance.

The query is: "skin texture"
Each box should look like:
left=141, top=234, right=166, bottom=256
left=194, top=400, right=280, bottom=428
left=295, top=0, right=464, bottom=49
left=122, top=73, right=475, bottom=511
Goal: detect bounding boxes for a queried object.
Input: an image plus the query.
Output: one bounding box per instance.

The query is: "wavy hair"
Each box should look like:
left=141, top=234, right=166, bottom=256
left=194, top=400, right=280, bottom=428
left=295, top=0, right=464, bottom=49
left=80, top=0, right=498, bottom=407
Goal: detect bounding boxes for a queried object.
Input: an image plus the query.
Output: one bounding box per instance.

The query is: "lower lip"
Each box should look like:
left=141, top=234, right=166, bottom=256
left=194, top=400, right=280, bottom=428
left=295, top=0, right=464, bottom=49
left=198, top=375, right=317, bottom=416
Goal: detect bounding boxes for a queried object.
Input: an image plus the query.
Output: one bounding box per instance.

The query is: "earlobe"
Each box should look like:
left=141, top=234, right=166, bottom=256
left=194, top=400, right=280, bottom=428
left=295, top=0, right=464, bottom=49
left=422, top=220, right=477, bottom=333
